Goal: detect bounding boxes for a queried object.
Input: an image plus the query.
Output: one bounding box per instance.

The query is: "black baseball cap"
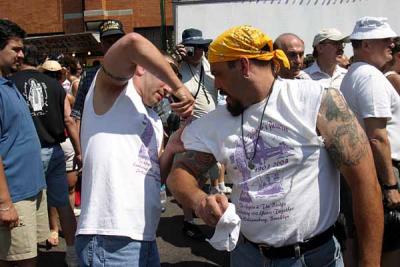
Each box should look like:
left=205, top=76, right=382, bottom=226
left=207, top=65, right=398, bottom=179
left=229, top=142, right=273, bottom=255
left=99, top=20, right=125, bottom=39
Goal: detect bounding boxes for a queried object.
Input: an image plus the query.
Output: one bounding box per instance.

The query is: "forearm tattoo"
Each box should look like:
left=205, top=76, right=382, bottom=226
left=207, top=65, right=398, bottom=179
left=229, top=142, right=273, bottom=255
left=319, top=88, right=369, bottom=167
left=175, top=150, right=217, bottom=180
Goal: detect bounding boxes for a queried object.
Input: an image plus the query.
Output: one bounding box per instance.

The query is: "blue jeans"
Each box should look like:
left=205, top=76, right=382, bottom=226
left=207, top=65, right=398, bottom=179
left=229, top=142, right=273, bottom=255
left=231, top=236, right=343, bottom=267
left=75, top=235, right=160, bottom=267
left=41, top=144, right=69, bottom=207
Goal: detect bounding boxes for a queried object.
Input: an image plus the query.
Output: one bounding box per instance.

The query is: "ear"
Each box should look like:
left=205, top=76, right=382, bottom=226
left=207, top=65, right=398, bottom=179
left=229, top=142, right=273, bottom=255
left=135, top=65, right=145, bottom=77
left=239, top=57, right=250, bottom=78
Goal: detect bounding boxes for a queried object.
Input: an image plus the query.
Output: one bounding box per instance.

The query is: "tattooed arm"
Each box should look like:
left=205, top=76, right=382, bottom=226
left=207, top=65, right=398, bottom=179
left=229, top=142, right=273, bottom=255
left=364, top=118, right=400, bottom=208
left=317, top=88, right=383, bottom=267
left=167, top=150, right=229, bottom=226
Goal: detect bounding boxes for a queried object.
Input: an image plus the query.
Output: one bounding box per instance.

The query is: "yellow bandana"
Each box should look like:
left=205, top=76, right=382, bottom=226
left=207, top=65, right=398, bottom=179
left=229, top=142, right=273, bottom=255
left=208, top=25, right=290, bottom=69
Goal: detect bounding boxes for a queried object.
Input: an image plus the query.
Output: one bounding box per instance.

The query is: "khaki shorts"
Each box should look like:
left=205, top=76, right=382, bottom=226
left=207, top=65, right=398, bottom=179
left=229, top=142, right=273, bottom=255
left=0, top=190, right=49, bottom=261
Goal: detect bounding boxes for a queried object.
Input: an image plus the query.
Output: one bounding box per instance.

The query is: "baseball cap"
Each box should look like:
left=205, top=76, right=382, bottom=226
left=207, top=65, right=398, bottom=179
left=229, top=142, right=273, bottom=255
left=313, top=28, right=349, bottom=46
left=99, top=20, right=125, bottom=39
left=40, top=60, right=62, bottom=72
left=350, top=16, right=397, bottom=40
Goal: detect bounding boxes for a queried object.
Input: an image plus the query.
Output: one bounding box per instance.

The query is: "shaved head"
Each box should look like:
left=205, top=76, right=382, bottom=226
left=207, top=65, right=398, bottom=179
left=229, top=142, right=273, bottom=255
left=273, top=33, right=305, bottom=79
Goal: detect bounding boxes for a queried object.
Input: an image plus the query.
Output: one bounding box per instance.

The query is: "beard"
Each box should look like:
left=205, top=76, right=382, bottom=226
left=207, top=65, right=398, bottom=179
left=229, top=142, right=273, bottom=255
left=226, top=100, right=245, bottom=117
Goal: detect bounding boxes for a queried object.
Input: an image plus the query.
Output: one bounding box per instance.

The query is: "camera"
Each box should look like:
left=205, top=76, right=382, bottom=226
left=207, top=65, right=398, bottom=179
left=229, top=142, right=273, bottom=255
left=185, top=46, right=195, bottom=57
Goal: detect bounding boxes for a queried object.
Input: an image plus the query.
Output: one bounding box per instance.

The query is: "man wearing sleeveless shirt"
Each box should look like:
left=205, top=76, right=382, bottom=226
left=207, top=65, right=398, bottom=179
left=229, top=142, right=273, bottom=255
left=168, top=26, right=383, bottom=267
left=75, top=32, right=194, bottom=266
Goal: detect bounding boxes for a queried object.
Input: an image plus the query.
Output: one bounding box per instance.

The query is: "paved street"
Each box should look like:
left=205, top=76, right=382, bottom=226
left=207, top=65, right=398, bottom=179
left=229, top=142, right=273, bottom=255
left=38, top=192, right=230, bottom=267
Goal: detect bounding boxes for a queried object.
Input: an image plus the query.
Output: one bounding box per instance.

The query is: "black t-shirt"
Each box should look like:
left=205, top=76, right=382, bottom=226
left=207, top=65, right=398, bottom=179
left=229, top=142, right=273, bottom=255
left=10, top=69, right=66, bottom=147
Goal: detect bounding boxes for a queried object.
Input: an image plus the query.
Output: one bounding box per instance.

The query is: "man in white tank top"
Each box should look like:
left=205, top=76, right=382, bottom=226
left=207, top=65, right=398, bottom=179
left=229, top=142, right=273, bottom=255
left=167, top=25, right=383, bottom=267
left=75, top=32, right=194, bottom=267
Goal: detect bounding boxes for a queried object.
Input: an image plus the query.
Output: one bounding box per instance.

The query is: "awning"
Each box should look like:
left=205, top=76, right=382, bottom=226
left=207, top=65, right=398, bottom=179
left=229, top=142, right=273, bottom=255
left=24, top=32, right=101, bottom=55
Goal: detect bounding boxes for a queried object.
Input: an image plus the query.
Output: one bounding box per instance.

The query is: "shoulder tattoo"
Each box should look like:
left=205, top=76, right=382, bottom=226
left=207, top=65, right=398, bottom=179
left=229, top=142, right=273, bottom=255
left=319, top=88, right=369, bottom=167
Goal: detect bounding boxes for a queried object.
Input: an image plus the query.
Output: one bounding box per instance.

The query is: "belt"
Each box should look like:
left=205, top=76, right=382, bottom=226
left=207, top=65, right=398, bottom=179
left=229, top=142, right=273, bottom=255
left=244, top=226, right=335, bottom=259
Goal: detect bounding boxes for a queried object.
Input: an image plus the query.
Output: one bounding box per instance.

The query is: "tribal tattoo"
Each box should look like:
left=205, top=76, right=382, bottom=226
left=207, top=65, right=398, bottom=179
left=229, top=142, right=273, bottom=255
left=318, top=88, right=369, bottom=167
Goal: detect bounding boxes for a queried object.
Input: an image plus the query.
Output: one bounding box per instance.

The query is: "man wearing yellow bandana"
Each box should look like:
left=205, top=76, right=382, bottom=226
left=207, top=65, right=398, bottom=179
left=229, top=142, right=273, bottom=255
left=168, top=25, right=383, bottom=267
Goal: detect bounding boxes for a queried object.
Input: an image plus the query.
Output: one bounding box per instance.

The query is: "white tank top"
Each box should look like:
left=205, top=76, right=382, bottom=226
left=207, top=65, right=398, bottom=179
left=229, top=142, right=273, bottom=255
left=77, top=76, right=164, bottom=241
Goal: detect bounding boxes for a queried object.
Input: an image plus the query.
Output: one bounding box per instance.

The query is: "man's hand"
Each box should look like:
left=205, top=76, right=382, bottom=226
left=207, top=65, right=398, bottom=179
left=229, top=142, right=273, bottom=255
left=170, top=85, right=194, bottom=118
left=173, top=44, right=188, bottom=62
left=73, top=153, right=83, bottom=171
left=0, top=203, right=19, bottom=229
left=384, top=189, right=400, bottom=208
left=194, top=194, right=229, bottom=226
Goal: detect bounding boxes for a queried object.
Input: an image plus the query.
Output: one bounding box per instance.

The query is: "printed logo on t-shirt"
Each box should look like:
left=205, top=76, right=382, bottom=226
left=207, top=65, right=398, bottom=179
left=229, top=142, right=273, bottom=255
left=133, top=116, right=161, bottom=182
left=229, top=119, right=301, bottom=224
left=22, top=78, right=48, bottom=116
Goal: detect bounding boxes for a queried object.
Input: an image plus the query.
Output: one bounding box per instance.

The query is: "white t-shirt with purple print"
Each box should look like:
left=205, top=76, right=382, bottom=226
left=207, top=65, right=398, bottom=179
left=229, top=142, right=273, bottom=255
left=182, top=78, right=340, bottom=247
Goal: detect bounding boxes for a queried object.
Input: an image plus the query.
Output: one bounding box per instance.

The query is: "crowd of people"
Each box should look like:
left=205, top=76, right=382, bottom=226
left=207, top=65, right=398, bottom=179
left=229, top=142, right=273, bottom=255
left=0, top=14, right=399, bottom=267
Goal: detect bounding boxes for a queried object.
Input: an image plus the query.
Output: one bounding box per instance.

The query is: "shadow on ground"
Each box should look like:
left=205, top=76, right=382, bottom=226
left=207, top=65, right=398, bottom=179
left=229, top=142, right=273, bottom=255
left=157, top=215, right=230, bottom=267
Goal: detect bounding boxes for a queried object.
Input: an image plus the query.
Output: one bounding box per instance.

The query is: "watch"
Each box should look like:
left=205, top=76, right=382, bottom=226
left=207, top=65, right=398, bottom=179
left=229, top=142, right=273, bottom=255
left=382, top=183, right=399, bottom=191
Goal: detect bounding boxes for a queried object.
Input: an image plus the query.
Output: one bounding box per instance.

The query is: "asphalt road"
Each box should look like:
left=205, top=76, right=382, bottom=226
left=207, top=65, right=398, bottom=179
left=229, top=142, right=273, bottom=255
left=37, top=193, right=230, bottom=267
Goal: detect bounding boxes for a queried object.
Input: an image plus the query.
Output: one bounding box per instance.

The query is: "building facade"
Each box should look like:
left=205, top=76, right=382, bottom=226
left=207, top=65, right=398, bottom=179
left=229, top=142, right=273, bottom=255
left=0, top=0, right=174, bottom=59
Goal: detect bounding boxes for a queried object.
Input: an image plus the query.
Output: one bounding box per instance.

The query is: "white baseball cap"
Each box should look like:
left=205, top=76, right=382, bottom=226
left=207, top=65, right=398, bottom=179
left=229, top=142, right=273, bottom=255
left=313, top=28, right=349, bottom=46
left=350, top=16, right=397, bottom=40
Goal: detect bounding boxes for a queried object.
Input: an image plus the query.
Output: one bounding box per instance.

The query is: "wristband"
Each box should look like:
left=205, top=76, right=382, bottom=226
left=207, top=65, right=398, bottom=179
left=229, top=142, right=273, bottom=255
left=382, top=183, right=399, bottom=191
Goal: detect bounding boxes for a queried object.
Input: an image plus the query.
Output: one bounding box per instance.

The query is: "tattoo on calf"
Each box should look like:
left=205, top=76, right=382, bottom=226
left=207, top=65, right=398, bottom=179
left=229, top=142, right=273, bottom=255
left=321, top=88, right=369, bottom=167
left=175, top=150, right=217, bottom=180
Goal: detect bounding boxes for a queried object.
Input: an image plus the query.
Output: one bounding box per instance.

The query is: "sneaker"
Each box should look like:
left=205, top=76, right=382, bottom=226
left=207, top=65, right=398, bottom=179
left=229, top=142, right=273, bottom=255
left=65, top=246, right=79, bottom=267
left=182, top=221, right=206, bottom=241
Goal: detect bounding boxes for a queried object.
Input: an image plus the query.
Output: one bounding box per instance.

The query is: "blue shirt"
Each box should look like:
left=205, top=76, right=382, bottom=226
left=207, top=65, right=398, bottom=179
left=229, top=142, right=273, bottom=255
left=0, top=77, right=45, bottom=202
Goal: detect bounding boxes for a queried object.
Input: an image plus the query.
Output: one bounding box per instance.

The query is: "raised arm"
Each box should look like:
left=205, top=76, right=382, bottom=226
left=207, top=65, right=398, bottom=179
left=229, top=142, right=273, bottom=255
left=167, top=150, right=229, bottom=226
left=97, top=33, right=194, bottom=117
left=317, top=88, right=383, bottom=267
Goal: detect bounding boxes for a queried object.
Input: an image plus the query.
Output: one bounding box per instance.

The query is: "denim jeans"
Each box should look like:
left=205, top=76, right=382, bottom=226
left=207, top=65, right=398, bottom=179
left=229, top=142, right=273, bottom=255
left=41, top=144, right=69, bottom=207
left=230, top=236, right=344, bottom=267
left=75, top=235, right=160, bottom=267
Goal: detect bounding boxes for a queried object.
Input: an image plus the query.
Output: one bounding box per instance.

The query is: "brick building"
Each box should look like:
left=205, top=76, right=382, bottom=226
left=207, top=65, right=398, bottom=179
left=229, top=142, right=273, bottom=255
left=0, top=0, right=174, bottom=61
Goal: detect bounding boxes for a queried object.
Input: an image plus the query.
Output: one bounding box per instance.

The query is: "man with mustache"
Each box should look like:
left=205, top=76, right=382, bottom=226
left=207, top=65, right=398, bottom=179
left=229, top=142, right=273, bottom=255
left=273, top=33, right=309, bottom=80
left=304, top=28, right=349, bottom=90
left=168, top=25, right=383, bottom=266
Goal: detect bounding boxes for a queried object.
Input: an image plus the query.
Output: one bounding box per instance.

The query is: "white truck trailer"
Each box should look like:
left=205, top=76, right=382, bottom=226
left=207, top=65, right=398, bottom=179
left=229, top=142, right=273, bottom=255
left=173, top=0, right=399, bottom=55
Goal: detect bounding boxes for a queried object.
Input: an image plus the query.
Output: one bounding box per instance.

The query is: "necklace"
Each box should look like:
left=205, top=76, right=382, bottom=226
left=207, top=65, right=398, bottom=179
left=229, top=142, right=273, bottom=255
left=241, top=79, right=275, bottom=170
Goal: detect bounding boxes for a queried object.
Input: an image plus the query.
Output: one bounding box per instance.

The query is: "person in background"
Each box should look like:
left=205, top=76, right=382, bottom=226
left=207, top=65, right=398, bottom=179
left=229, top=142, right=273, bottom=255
left=304, top=28, right=349, bottom=90
left=273, top=33, right=309, bottom=79
left=383, top=37, right=400, bottom=95
left=340, top=16, right=400, bottom=267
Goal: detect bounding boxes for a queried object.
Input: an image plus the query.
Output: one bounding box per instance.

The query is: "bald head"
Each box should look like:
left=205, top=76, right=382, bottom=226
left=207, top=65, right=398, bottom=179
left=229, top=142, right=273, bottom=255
left=274, top=33, right=305, bottom=79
